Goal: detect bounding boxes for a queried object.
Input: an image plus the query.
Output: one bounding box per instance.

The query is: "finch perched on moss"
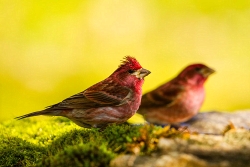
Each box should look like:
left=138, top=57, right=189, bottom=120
left=16, top=56, right=150, bottom=128
left=137, top=64, right=214, bottom=125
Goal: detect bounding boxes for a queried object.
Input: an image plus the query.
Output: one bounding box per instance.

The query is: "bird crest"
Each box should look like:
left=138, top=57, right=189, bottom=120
left=119, top=56, right=142, bottom=70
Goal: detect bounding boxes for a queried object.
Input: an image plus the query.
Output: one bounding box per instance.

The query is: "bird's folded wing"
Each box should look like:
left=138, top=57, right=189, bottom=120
left=46, top=85, right=131, bottom=110
left=140, top=84, right=184, bottom=108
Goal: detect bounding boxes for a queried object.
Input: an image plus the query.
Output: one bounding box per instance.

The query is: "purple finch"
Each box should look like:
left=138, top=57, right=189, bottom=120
left=16, top=56, right=150, bottom=128
left=137, top=64, right=214, bottom=125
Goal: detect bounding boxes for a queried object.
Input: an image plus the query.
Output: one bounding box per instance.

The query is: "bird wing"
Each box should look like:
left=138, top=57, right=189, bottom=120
left=140, top=82, right=185, bottom=109
left=46, top=83, right=132, bottom=110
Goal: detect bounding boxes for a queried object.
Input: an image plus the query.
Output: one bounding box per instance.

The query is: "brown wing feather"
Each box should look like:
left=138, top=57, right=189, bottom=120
left=47, top=81, right=131, bottom=110
left=140, top=82, right=185, bottom=109
left=46, top=93, right=100, bottom=109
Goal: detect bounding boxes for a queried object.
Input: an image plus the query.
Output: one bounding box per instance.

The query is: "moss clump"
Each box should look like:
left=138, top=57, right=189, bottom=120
left=0, top=136, right=46, bottom=166
left=0, top=118, right=187, bottom=166
left=41, top=143, right=116, bottom=167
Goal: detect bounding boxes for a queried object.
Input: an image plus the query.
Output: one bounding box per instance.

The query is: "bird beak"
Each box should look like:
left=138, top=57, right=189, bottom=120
left=200, top=67, right=215, bottom=77
left=133, top=68, right=151, bottom=79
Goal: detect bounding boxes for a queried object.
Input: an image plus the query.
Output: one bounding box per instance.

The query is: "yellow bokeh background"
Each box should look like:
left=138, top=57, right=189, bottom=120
left=1, top=1, right=250, bottom=122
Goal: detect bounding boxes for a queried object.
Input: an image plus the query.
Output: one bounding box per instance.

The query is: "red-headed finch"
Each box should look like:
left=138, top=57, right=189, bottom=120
left=137, top=64, right=214, bottom=125
left=16, top=56, right=150, bottom=128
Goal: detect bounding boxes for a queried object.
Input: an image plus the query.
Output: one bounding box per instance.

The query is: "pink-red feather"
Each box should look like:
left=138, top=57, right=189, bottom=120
left=138, top=63, right=214, bottom=125
left=119, top=56, right=142, bottom=70
left=16, top=56, right=150, bottom=129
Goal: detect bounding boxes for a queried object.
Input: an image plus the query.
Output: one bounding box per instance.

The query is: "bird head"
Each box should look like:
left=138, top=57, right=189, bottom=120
left=113, top=56, right=151, bottom=87
left=177, top=64, right=215, bottom=86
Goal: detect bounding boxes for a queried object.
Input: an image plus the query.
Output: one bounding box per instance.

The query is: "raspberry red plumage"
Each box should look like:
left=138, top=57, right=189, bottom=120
left=137, top=63, right=214, bottom=125
left=16, top=56, right=150, bottom=128
left=118, top=56, right=142, bottom=70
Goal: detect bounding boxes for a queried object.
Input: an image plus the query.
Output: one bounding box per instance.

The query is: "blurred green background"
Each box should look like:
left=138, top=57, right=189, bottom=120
left=1, top=0, right=250, bottom=122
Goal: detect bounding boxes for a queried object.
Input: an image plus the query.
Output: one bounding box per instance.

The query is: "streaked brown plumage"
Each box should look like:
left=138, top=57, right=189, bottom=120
left=137, top=64, right=214, bottom=125
left=16, top=56, right=150, bottom=128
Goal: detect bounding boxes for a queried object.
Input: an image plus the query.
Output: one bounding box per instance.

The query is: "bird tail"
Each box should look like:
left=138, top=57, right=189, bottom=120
left=15, top=109, right=60, bottom=120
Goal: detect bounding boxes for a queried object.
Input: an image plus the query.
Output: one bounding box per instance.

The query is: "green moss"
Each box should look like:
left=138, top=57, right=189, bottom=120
left=0, top=118, right=186, bottom=166
left=41, top=143, right=115, bottom=167
left=0, top=136, right=46, bottom=166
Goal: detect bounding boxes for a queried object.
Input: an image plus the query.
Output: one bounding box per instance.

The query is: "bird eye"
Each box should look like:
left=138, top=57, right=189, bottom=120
left=195, top=67, right=201, bottom=71
left=128, top=70, right=135, bottom=74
